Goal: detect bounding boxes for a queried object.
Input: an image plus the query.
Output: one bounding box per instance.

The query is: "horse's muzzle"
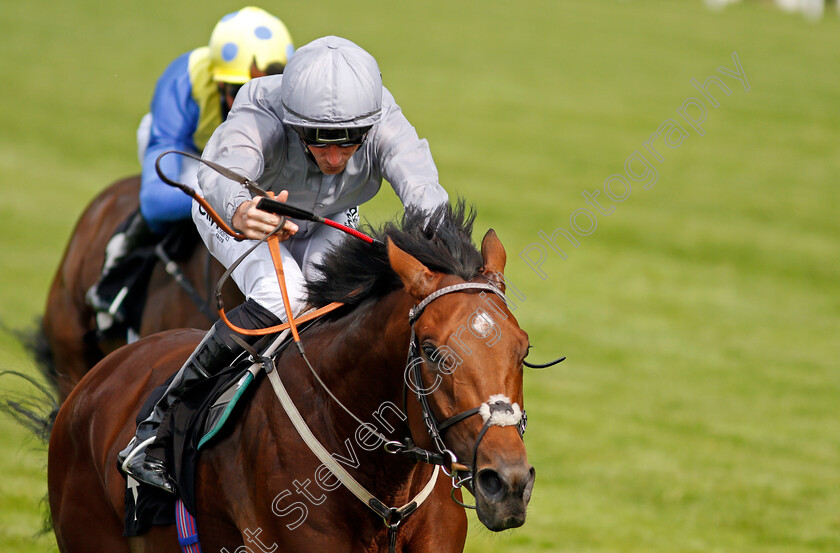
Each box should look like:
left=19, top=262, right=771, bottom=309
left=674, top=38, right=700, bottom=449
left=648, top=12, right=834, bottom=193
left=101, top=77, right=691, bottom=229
left=474, top=461, right=536, bottom=531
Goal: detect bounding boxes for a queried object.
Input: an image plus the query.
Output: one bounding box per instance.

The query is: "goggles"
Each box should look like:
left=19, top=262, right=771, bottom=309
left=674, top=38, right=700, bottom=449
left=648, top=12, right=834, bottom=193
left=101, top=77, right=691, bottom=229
left=291, top=126, right=371, bottom=148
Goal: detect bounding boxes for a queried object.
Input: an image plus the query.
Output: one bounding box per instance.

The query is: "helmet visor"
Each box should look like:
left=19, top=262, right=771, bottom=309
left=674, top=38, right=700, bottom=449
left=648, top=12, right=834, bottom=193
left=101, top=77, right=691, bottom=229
left=291, top=125, right=371, bottom=148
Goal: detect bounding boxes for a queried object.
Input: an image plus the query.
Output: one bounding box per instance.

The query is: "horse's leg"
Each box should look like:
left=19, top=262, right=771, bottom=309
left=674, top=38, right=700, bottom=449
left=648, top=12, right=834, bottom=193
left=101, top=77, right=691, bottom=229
left=43, top=275, right=99, bottom=399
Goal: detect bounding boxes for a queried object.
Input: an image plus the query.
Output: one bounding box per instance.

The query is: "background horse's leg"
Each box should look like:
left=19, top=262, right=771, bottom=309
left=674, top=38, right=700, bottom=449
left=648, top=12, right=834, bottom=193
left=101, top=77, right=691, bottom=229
left=42, top=283, right=98, bottom=399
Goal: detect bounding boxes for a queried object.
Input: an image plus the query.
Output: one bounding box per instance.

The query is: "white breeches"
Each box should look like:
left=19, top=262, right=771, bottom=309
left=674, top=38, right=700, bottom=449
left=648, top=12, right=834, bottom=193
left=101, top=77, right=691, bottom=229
left=192, top=202, right=358, bottom=321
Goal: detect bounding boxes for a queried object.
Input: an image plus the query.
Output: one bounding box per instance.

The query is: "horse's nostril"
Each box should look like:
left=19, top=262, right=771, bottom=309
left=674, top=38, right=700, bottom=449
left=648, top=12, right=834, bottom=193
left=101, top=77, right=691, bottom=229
left=523, top=467, right=536, bottom=503
left=477, top=470, right=504, bottom=497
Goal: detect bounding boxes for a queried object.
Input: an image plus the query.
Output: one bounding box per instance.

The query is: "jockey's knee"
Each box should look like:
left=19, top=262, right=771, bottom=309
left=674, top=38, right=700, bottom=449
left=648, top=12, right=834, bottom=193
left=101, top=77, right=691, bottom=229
left=245, top=276, right=307, bottom=322
left=220, top=298, right=283, bottom=345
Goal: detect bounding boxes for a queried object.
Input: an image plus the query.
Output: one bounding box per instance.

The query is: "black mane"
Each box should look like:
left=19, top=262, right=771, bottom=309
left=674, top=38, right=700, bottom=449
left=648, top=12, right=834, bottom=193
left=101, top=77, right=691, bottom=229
left=306, top=201, right=483, bottom=308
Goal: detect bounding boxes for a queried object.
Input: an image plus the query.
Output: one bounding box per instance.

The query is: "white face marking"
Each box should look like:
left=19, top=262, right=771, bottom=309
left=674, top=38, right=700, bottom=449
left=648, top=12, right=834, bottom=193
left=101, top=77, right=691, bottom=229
left=471, top=311, right=495, bottom=337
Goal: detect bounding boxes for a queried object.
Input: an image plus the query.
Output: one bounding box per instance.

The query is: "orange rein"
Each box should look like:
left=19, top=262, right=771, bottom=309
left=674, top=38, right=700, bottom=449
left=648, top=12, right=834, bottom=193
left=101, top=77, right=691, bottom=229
left=192, top=194, right=246, bottom=241
left=215, top=191, right=344, bottom=337
left=218, top=300, right=343, bottom=337
left=153, top=150, right=344, bottom=337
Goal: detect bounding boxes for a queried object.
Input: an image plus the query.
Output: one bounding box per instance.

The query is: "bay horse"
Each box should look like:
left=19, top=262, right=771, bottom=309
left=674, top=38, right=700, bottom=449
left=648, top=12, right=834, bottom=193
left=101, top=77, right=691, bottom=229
left=41, top=175, right=242, bottom=400
left=48, top=205, right=537, bottom=552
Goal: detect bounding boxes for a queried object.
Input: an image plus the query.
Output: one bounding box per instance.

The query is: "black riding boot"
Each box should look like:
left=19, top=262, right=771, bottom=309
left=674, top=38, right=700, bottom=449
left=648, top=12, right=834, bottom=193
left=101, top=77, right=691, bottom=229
left=86, top=209, right=158, bottom=331
left=117, top=299, right=280, bottom=493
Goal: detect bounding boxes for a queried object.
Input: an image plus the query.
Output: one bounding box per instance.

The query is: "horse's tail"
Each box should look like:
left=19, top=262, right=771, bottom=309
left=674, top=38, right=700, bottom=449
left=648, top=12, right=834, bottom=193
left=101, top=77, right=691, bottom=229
left=0, top=369, right=57, bottom=537
left=0, top=318, right=59, bottom=441
left=0, top=320, right=59, bottom=537
left=24, top=317, right=59, bottom=391
left=0, top=370, right=58, bottom=442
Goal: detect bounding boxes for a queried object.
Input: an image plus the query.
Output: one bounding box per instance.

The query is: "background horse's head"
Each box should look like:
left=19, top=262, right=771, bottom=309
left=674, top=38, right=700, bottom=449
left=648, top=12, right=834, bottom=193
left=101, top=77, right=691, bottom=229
left=388, top=222, right=535, bottom=531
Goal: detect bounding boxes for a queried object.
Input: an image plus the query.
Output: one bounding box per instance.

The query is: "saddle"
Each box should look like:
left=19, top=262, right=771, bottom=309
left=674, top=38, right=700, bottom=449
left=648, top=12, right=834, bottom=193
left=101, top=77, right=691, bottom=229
left=122, top=330, right=299, bottom=537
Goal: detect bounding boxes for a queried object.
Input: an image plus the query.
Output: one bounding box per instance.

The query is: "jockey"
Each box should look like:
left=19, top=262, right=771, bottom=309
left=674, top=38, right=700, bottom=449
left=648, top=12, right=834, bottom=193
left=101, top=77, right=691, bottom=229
left=87, top=6, right=294, bottom=333
left=119, top=35, right=449, bottom=493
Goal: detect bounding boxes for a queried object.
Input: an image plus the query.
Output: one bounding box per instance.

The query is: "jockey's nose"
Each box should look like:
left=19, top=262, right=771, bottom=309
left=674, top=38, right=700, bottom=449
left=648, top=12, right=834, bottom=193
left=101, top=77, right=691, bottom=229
left=325, top=145, right=344, bottom=164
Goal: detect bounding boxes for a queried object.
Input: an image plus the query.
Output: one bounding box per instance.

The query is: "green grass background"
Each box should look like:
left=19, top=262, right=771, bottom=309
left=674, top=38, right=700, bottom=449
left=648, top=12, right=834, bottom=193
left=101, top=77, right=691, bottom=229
left=1, top=1, right=838, bottom=551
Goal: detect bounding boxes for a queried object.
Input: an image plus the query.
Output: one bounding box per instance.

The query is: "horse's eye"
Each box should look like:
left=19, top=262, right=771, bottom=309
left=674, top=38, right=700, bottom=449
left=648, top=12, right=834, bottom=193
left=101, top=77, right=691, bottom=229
left=421, top=344, right=437, bottom=359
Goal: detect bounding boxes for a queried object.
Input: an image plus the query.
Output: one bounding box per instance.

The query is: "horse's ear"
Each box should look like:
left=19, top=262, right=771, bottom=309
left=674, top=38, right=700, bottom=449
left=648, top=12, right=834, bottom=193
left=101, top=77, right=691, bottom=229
left=387, top=238, right=438, bottom=300
left=481, top=229, right=507, bottom=291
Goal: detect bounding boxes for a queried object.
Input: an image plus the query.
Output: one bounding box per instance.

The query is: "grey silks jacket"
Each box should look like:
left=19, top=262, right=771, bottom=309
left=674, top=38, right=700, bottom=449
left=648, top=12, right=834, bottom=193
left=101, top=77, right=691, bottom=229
left=197, top=77, right=448, bottom=239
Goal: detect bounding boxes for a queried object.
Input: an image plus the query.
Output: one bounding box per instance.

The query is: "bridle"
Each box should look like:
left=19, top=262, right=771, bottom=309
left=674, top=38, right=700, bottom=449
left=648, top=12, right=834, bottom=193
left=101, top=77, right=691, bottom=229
left=391, top=281, right=527, bottom=505
left=261, top=280, right=531, bottom=503
left=256, top=279, right=536, bottom=552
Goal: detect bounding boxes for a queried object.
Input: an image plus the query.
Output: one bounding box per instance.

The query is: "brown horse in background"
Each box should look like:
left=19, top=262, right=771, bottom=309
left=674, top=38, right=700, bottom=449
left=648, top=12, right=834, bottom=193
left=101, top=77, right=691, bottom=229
left=48, top=206, right=537, bottom=553
left=41, top=175, right=242, bottom=400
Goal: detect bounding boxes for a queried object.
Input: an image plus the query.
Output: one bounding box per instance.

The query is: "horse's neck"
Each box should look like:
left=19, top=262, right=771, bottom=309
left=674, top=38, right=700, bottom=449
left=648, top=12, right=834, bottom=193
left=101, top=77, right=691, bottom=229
left=298, top=291, right=433, bottom=499
left=317, top=291, right=414, bottom=419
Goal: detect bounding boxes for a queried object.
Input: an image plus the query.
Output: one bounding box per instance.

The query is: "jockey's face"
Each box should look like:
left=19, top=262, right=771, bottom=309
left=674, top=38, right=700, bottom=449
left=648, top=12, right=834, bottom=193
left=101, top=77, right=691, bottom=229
left=306, top=144, right=361, bottom=175
left=222, top=84, right=241, bottom=111
left=222, top=67, right=269, bottom=111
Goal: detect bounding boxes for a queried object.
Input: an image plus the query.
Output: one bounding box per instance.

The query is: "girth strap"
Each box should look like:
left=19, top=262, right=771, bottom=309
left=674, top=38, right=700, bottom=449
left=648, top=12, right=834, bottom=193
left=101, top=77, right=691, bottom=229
left=175, top=499, right=203, bottom=553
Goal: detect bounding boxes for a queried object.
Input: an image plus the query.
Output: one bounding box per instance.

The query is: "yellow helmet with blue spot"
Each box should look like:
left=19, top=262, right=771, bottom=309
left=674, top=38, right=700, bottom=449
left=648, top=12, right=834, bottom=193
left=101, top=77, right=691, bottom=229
left=208, top=6, right=294, bottom=84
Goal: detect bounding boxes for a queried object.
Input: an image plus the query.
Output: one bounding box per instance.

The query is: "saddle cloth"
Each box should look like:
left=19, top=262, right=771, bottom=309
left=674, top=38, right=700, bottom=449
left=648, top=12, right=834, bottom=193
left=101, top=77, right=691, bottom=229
left=122, top=361, right=254, bottom=536
left=120, top=312, right=320, bottom=537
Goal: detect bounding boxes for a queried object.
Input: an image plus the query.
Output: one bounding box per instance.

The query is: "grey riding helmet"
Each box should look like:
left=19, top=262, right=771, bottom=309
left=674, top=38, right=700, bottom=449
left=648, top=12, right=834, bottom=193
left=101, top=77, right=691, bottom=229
left=280, top=36, right=381, bottom=145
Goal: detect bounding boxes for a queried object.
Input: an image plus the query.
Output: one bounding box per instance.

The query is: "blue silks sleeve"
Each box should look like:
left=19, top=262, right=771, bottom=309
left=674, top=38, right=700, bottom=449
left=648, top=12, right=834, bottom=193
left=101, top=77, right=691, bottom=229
left=139, top=52, right=200, bottom=234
